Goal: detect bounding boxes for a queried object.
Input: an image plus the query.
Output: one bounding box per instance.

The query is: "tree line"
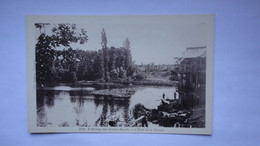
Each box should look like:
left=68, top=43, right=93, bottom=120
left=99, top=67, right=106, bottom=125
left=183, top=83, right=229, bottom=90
left=35, top=23, right=134, bottom=86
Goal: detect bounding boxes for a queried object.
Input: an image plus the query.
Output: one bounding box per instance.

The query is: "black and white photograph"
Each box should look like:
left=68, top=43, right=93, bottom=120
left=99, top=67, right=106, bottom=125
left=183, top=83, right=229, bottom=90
left=27, top=15, right=214, bottom=134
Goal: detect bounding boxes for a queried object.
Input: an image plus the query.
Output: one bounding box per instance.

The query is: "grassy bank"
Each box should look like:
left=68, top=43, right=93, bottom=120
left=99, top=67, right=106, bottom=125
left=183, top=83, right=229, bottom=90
left=91, top=88, right=137, bottom=98
left=132, top=80, right=177, bottom=86
left=38, top=77, right=178, bottom=88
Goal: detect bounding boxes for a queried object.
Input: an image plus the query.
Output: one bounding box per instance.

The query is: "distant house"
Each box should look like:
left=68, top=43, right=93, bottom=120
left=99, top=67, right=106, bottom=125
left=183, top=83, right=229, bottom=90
left=137, top=65, right=146, bottom=72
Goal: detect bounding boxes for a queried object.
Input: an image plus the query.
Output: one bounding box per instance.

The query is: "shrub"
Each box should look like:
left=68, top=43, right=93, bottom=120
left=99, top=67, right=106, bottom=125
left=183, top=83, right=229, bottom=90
left=134, top=74, right=146, bottom=81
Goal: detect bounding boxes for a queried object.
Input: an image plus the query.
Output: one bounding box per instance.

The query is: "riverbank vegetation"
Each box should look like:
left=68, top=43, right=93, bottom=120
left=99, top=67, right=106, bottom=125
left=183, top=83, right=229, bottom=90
left=92, top=88, right=136, bottom=98
left=35, top=24, right=135, bottom=86
left=35, top=23, right=176, bottom=88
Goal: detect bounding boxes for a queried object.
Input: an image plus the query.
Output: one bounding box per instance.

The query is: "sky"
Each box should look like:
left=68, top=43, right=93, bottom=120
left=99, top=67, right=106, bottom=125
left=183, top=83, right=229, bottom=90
left=35, top=16, right=208, bottom=65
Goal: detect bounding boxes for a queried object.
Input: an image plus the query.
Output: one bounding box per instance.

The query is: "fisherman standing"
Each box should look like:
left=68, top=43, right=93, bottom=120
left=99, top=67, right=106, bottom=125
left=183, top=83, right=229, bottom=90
left=141, top=116, right=148, bottom=127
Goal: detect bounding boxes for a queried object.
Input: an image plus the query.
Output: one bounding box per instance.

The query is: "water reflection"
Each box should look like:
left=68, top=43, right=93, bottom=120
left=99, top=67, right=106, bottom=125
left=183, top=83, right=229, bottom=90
left=36, top=90, right=56, bottom=126
left=94, top=97, right=130, bottom=126
left=36, top=86, right=174, bottom=127
left=37, top=90, right=55, bottom=108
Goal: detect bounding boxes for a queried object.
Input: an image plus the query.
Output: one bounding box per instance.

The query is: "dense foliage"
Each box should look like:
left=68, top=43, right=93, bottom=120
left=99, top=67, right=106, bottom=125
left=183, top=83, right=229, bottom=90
left=35, top=24, right=134, bottom=86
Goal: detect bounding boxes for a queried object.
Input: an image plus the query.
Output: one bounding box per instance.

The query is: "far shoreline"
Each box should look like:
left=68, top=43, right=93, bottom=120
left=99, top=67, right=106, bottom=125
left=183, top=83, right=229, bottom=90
left=37, top=79, right=179, bottom=88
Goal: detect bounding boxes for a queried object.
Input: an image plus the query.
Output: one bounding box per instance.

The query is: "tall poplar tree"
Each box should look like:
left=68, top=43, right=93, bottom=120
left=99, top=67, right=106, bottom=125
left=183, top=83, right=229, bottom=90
left=101, top=28, right=109, bottom=82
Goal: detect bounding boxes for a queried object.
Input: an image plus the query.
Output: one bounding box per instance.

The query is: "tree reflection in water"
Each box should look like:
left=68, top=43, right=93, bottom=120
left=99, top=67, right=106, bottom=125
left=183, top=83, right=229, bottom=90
left=36, top=90, right=46, bottom=126
left=40, top=90, right=55, bottom=108
left=69, top=90, right=88, bottom=126
left=94, top=96, right=130, bottom=127
left=36, top=86, right=172, bottom=127
left=36, top=90, right=55, bottom=126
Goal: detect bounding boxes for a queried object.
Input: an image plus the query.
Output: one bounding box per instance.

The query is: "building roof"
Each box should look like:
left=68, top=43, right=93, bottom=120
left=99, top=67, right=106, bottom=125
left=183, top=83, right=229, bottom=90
left=182, top=46, right=207, bottom=58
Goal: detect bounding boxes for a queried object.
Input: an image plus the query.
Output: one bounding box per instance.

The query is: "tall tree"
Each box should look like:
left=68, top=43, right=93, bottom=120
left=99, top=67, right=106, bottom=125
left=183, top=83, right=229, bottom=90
left=123, top=37, right=130, bottom=50
left=101, top=28, right=109, bottom=82
left=101, top=28, right=107, bottom=48
left=123, top=38, right=133, bottom=77
left=35, top=23, right=88, bottom=86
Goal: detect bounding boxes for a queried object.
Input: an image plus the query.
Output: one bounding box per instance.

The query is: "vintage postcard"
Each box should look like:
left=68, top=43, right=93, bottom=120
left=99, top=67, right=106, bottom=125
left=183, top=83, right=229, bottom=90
left=27, top=15, right=214, bottom=134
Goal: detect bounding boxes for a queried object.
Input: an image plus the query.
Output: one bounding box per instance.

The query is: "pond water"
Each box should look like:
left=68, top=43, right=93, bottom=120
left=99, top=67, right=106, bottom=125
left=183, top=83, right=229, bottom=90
left=37, top=85, right=176, bottom=127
